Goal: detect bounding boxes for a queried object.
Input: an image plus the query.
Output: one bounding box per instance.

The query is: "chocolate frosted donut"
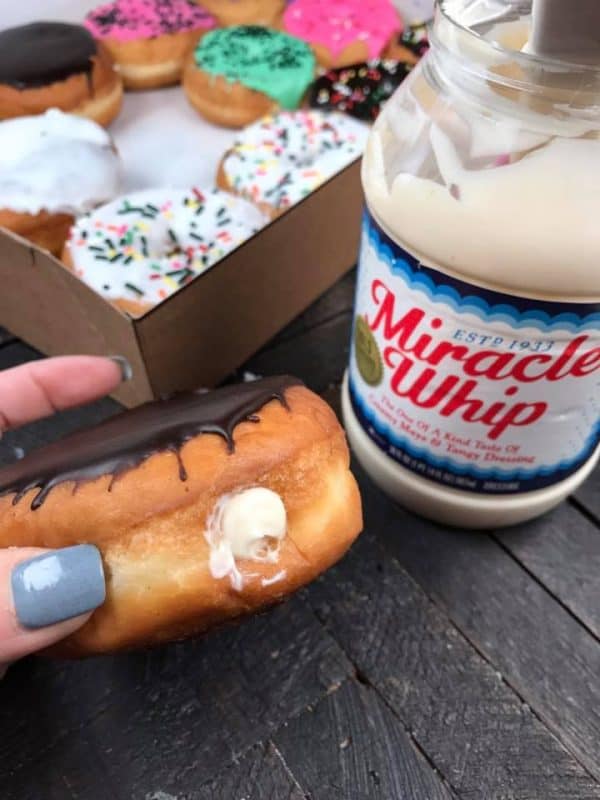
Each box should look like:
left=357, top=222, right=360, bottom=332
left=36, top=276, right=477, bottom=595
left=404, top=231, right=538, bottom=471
left=0, top=376, right=362, bottom=656
left=0, top=22, right=97, bottom=89
left=309, top=59, right=412, bottom=121
left=0, top=21, right=123, bottom=127
left=385, top=21, right=429, bottom=63
left=0, top=377, right=301, bottom=509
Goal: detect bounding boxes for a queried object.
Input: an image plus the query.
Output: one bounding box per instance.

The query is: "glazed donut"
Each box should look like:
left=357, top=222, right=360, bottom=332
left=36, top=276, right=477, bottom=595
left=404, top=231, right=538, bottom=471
left=85, top=0, right=217, bottom=90
left=62, top=187, right=267, bottom=316
left=0, top=22, right=123, bottom=127
left=0, top=376, right=363, bottom=657
left=309, top=59, right=412, bottom=121
left=0, top=109, right=121, bottom=256
left=282, top=0, right=402, bottom=68
left=217, top=110, right=369, bottom=216
left=182, top=26, right=315, bottom=128
left=195, top=0, right=285, bottom=26
left=384, top=21, right=429, bottom=64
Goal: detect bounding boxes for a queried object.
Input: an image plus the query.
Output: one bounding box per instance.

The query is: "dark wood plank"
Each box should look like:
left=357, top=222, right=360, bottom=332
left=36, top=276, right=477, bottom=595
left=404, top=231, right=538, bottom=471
left=192, top=741, right=307, bottom=800
left=2, top=734, right=120, bottom=800
left=38, top=740, right=308, bottom=800
left=243, top=311, right=352, bottom=394
left=305, top=472, right=600, bottom=799
left=269, top=270, right=356, bottom=346
left=2, top=737, right=120, bottom=800
left=275, top=679, right=456, bottom=800
left=495, top=501, right=600, bottom=639
left=360, top=478, right=600, bottom=784
left=1, top=597, right=352, bottom=798
left=574, top=470, right=600, bottom=524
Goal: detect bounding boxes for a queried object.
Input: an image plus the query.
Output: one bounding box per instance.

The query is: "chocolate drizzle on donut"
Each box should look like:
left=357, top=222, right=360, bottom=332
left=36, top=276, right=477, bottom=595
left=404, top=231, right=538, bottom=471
left=0, top=22, right=97, bottom=89
left=0, top=375, right=302, bottom=510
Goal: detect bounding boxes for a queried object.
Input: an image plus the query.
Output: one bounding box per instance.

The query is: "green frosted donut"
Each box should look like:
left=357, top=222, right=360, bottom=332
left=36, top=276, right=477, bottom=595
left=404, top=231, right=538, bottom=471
left=193, top=25, right=315, bottom=110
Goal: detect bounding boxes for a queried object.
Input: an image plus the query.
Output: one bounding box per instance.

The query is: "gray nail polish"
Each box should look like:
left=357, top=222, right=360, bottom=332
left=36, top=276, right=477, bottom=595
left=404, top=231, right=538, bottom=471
left=109, top=355, right=133, bottom=382
left=108, top=356, right=133, bottom=382
left=11, top=545, right=106, bottom=629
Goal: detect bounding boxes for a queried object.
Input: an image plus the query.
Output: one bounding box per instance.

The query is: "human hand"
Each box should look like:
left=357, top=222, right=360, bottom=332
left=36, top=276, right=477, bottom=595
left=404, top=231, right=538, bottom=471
left=0, top=355, right=130, bottom=673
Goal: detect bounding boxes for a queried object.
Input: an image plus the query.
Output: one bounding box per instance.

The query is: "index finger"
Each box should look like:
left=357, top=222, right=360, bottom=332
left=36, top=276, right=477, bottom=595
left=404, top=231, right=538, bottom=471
left=0, top=356, right=129, bottom=432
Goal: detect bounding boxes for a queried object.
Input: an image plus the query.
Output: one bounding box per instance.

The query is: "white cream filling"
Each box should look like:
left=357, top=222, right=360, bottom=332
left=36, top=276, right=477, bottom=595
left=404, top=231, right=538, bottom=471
left=205, top=487, right=287, bottom=591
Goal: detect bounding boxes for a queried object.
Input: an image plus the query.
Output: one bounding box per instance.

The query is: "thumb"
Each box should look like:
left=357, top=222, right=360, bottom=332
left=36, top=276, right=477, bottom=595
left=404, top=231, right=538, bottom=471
left=0, top=545, right=105, bottom=668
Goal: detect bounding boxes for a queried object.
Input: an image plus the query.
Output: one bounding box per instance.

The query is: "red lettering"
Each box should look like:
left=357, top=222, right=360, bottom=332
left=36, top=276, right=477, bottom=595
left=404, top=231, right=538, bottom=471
left=367, top=290, right=592, bottom=440
left=391, top=363, right=460, bottom=408
left=439, top=379, right=483, bottom=421
left=487, top=402, right=548, bottom=440
left=545, top=336, right=588, bottom=380
left=462, top=351, right=515, bottom=380
left=369, top=281, right=425, bottom=344
left=571, top=347, right=600, bottom=377
left=426, top=340, right=469, bottom=366
left=511, top=353, right=553, bottom=382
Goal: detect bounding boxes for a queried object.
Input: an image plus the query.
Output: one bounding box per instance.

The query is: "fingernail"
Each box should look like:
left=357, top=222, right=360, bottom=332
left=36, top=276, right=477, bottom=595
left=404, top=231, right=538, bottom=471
left=11, top=545, right=106, bottom=629
left=109, top=355, right=133, bottom=382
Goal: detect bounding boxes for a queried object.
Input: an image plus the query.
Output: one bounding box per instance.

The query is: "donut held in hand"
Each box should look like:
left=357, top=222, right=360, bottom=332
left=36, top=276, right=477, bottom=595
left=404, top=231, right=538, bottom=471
left=0, top=22, right=123, bottom=126
left=0, top=377, right=363, bottom=657
left=183, top=26, right=315, bottom=127
left=85, top=0, right=217, bottom=90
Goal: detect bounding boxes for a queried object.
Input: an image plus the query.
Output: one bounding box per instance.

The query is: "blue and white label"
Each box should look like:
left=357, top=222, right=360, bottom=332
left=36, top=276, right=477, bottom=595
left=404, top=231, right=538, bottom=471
left=349, top=211, right=600, bottom=494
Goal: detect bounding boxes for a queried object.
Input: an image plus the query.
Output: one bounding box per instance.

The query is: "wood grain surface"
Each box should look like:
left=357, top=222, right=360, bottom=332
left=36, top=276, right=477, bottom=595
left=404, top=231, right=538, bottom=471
left=1, top=271, right=600, bottom=799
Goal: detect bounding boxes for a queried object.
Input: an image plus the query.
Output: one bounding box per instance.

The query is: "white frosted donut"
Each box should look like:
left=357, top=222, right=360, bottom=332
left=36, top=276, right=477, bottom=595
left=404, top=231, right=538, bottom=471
left=64, top=187, right=267, bottom=312
left=219, top=109, right=369, bottom=213
left=0, top=109, right=121, bottom=216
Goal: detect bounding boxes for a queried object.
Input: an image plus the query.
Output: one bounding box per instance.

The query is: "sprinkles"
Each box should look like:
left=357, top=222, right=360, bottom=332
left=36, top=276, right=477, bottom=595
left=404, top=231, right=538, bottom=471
left=309, top=58, right=411, bottom=121
left=66, top=188, right=267, bottom=311
left=222, top=110, right=369, bottom=211
left=85, top=0, right=216, bottom=43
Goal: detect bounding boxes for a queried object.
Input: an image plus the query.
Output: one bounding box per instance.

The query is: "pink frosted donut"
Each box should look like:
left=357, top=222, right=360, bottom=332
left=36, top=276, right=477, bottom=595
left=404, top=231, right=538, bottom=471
left=283, top=0, right=402, bottom=68
left=85, top=0, right=217, bottom=89
left=85, top=0, right=216, bottom=43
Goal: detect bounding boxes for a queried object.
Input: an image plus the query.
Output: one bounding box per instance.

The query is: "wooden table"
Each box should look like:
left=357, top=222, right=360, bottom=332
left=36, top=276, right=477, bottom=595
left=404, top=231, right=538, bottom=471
left=1, top=270, right=600, bottom=800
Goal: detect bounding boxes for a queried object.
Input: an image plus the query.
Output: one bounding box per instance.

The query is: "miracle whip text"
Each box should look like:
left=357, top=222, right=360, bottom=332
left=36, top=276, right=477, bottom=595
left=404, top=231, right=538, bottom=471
left=348, top=213, right=600, bottom=495
left=342, top=2, right=600, bottom=528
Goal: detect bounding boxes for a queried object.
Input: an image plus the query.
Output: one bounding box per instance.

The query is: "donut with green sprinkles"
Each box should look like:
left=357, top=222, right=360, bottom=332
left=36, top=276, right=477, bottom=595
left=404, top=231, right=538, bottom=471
left=220, top=109, right=369, bottom=213
left=64, top=187, right=267, bottom=313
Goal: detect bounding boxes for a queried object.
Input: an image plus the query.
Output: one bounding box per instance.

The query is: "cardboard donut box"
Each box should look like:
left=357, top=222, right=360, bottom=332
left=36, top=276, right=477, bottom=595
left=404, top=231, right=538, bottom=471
left=0, top=160, right=363, bottom=407
left=1, top=0, right=431, bottom=407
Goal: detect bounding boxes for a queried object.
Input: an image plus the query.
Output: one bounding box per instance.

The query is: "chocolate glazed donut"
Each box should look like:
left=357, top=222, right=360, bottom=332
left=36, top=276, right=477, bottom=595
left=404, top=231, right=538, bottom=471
left=0, top=22, right=97, bottom=89
left=0, top=22, right=123, bottom=126
left=0, top=376, right=363, bottom=656
left=0, top=377, right=303, bottom=508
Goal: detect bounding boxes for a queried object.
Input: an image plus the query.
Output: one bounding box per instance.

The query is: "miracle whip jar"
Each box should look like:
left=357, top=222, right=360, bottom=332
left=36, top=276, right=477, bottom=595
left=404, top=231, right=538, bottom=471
left=343, top=0, right=600, bottom=528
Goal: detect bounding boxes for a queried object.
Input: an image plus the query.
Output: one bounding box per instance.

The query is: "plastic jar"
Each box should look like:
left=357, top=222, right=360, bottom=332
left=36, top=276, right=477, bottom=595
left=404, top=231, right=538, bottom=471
left=343, top=0, right=600, bottom=528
